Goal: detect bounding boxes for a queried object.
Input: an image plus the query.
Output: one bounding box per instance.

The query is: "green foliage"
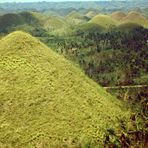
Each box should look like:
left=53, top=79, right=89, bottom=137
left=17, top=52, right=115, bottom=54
left=117, top=23, right=143, bottom=32
left=101, top=88, right=148, bottom=147
left=0, top=13, right=25, bottom=33
left=75, top=23, right=105, bottom=36
left=0, top=12, right=41, bottom=34
left=64, top=25, right=148, bottom=86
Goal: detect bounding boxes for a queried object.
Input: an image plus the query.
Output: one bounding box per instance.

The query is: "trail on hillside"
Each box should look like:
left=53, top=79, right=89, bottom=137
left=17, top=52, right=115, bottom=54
left=104, top=85, right=148, bottom=89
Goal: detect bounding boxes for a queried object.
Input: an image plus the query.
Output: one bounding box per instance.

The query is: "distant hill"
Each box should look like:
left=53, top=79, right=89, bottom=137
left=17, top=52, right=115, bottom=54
left=89, top=14, right=117, bottom=28
left=142, top=7, right=148, bottom=18
left=0, top=31, right=131, bottom=147
left=120, top=11, right=148, bottom=28
left=0, top=12, right=40, bottom=33
left=66, top=11, right=83, bottom=19
left=44, top=15, right=68, bottom=32
left=66, top=11, right=89, bottom=25
left=0, top=13, right=25, bottom=32
left=75, top=22, right=105, bottom=35
left=85, top=11, right=97, bottom=18
left=0, top=1, right=147, bottom=13
left=110, top=11, right=126, bottom=21
left=117, top=22, right=143, bottom=32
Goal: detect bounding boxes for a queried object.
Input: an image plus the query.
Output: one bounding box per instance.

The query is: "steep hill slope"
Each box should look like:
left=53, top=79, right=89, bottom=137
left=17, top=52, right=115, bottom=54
left=89, top=14, right=117, bottom=28
left=0, top=31, right=131, bottom=147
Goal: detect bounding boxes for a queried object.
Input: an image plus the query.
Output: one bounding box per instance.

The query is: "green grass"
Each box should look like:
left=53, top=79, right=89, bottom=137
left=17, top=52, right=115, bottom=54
left=89, top=14, right=117, bottom=28
left=0, top=31, right=131, bottom=147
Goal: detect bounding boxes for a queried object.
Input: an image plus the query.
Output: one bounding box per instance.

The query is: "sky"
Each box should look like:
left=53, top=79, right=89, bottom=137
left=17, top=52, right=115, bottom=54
left=0, top=0, right=126, bottom=3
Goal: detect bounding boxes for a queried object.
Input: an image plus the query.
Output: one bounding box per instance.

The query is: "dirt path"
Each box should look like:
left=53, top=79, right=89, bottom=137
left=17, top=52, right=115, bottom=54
left=104, top=85, right=148, bottom=89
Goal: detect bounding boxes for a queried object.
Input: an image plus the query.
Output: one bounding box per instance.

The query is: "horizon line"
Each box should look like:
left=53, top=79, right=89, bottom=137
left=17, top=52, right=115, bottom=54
left=0, top=0, right=133, bottom=4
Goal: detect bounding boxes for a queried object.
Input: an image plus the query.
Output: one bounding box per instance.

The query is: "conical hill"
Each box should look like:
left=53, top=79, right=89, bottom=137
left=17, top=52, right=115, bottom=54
left=0, top=31, right=130, bottom=147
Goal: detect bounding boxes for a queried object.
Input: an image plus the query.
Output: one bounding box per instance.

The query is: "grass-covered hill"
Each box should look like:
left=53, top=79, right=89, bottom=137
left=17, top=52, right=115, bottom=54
left=85, top=11, right=97, bottom=19
left=120, top=11, right=148, bottom=28
left=0, top=13, right=25, bottom=32
left=87, top=11, right=148, bottom=30
left=66, top=11, right=89, bottom=25
left=66, top=11, right=83, bottom=19
left=0, top=12, right=41, bottom=33
left=43, top=15, right=70, bottom=35
left=75, top=22, right=105, bottom=35
left=110, top=11, right=126, bottom=21
left=117, top=22, right=143, bottom=32
left=89, top=14, right=117, bottom=28
left=0, top=31, right=131, bottom=147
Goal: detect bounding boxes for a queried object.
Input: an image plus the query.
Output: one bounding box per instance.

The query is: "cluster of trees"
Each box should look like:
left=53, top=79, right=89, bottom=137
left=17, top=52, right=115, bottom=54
left=104, top=85, right=148, bottom=147
left=60, top=26, right=148, bottom=86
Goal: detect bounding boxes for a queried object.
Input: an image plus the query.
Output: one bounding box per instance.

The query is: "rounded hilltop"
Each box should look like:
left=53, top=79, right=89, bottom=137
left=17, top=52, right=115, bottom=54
left=110, top=11, right=126, bottom=21
left=66, top=11, right=83, bottom=19
left=75, top=22, right=105, bottom=34
left=0, top=31, right=131, bottom=147
left=89, top=14, right=117, bottom=28
left=120, top=11, right=148, bottom=28
left=44, top=15, right=68, bottom=32
left=0, top=12, right=40, bottom=33
left=85, top=11, right=97, bottom=18
left=66, top=11, right=89, bottom=25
